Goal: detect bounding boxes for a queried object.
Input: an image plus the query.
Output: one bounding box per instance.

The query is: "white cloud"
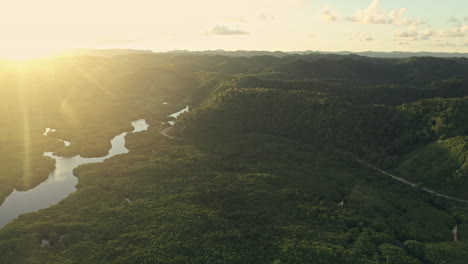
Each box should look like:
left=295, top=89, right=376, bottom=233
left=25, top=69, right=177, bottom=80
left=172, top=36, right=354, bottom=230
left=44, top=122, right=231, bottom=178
left=436, top=17, right=468, bottom=38
left=392, top=20, right=465, bottom=42
left=206, top=26, right=249, bottom=36
left=421, top=29, right=434, bottom=40
left=392, top=16, right=468, bottom=47
left=346, top=0, right=424, bottom=26
left=320, top=5, right=339, bottom=22
left=347, top=0, right=387, bottom=24
left=438, top=23, right=467, bottom=38
left=394, top=26, right=419, bottom=40
left=395, top=28, right=417, bottom=38
left=388, top=8, right=406, bottom=24
left=394, top=26, right=435, bottom=41
left=389, top=8, right=424, bottom=26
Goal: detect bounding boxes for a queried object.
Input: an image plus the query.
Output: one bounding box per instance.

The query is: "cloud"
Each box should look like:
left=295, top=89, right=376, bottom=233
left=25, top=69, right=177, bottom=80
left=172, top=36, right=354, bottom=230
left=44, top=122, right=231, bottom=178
left=206, top=26, right=249, bottom=36
left=388, top=8, right=424, bottom=26
left=320, top=5, right=339, bottom=22
left=435, top=16, right=468, bottom=38
left=394, top=27, right=435, bottom=41
left=346, top=0, right=424, bottom=26
left=388, top=8, right=406, bottom=23
left=448, top=17, right=462, bottom=25
left=393, top=15, right=468, bottom=45
left=346, top=0, right=386, bottom=24
left=394, top=17, right=468, bottom=41
left=394, top=26, right=437, bottom=41
left=421, top=29, right=434, bottom=40
left=440, top=24, right=467, bottom=38
left=432, top=39, right=468, bottom=47
left=395, top=27, right=418, bottom=38
left=350, top=32, right=374, bottom=41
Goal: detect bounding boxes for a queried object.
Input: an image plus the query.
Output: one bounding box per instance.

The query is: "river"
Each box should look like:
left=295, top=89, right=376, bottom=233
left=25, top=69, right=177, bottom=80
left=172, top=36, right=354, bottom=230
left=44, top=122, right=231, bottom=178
left=0, top=119, right=149, bottom=228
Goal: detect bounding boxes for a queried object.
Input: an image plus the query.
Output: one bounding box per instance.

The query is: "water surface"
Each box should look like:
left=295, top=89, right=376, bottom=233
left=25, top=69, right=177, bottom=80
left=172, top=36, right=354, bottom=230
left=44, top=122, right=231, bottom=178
left=169, top=106, right=189, bottom=118
left=0, top=119, right=149, bottom=227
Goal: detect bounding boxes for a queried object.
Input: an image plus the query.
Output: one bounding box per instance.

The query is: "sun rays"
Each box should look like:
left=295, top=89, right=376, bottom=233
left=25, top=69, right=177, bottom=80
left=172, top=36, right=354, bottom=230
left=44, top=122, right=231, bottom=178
left=14, top=63, right=33, bottom=189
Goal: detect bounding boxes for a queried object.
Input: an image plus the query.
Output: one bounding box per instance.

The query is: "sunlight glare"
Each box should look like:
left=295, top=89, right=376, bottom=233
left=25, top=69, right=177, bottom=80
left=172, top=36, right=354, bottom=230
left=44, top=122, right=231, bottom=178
left=1, top=45, right=64, bottom=60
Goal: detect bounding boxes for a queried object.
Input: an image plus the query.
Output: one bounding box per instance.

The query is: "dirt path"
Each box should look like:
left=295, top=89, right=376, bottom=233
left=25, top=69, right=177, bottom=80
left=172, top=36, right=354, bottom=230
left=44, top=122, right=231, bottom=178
left=159, top=105, right=468, bottom=205
left=161, top=126, right=174, bottom=139
left=355, top=158, right=468, bottom=204
left=160, top=126, right=184, bottom=141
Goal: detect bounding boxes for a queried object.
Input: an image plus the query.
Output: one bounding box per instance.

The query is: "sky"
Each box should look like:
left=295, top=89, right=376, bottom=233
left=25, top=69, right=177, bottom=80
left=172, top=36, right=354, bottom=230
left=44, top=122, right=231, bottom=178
left=0, top=0, right=467, bottom=58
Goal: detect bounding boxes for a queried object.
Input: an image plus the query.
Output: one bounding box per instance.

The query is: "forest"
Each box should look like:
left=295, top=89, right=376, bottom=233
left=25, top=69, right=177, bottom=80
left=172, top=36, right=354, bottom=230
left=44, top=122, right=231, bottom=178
left=0, top=53, right=468, bottom=263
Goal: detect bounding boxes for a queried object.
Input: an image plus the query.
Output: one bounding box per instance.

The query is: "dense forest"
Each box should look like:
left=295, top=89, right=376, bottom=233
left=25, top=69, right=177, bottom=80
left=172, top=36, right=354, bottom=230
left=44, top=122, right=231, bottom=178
left=0, top=53, right=468, bottom=263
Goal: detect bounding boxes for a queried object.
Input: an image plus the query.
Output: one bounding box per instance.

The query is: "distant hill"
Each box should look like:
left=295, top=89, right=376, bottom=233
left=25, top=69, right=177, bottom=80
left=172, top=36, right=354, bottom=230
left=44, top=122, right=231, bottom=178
left=58, top=48, right=468, bottom=59
left=297, top=50, right=468, bottom=59
left=179, top=50, right=468, bottom=58
left=166, top=50, right=290, bottom=57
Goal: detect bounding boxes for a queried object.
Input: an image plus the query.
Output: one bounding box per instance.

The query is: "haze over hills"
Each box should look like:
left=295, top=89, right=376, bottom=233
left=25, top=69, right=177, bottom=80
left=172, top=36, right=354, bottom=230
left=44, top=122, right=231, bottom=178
left=59, top=49, right=155, bottom=57
left=55, top=49, right=468, bottom=59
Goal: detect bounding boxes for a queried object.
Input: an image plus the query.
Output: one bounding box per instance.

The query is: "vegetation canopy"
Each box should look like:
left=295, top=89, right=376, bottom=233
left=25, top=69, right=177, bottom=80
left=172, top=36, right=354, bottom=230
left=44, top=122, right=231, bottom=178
left=0, top=53, right=468, bottom=263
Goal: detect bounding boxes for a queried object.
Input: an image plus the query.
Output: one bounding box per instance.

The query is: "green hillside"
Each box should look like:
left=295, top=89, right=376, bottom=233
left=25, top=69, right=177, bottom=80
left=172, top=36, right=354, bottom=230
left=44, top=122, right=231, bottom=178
left=1, top=54, right=468, bottom=263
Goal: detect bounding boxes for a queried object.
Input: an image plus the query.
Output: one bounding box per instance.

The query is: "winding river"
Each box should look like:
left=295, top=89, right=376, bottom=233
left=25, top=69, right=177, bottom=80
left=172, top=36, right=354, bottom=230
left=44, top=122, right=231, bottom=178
left=161, top=106, right=189, bottom=139
left=0, top=119, right=149, bottom=228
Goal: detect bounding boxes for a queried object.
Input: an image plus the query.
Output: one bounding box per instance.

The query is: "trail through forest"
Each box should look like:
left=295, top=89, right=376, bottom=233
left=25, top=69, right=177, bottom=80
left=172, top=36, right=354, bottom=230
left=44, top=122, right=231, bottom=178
left=356, top=158, right=468, bottom=204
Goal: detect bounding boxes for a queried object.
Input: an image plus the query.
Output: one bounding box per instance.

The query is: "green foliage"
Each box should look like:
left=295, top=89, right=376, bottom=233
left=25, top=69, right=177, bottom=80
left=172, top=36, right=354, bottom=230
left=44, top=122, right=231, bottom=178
left=423, top=242, right=468, bottom=264
left=394, top=136, right=468, bottom=197
left=1, top=53, right=468, bottom=263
